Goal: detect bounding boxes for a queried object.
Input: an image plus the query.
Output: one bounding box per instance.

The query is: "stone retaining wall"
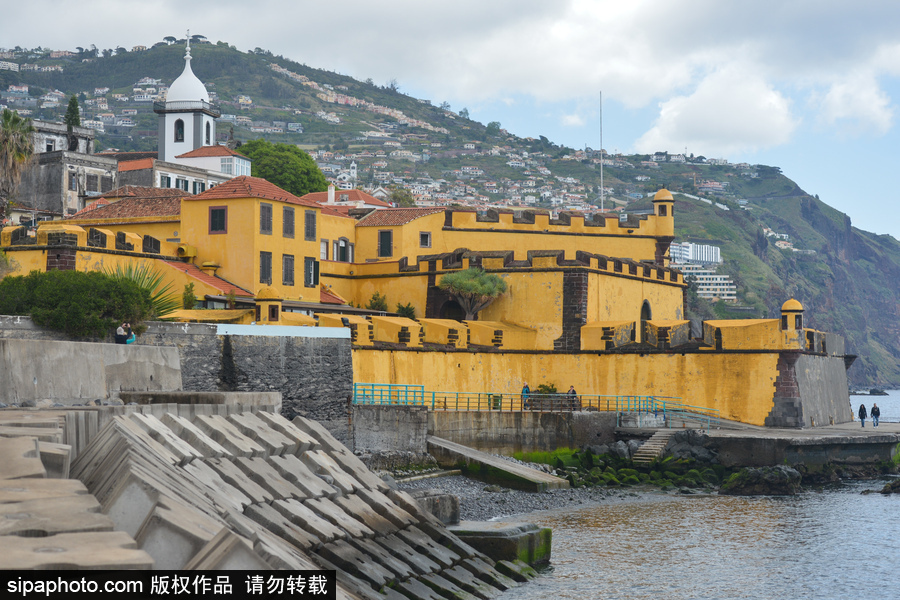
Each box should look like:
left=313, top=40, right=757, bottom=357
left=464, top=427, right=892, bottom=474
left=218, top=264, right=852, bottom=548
left=428, top=410, right=618, bottom=454
left=0, top=317, right=353, bottom=429
left=0, top=338, right=181, bottom=405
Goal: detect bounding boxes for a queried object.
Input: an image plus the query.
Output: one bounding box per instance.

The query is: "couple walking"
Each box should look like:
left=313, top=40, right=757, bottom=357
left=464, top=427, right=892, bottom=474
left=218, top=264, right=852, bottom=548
left=858, top=403, right=880, bottom=427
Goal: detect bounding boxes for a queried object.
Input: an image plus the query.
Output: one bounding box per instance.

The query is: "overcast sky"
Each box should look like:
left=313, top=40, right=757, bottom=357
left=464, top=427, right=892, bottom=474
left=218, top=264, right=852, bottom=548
left=4, top=0, right=900, bottom=239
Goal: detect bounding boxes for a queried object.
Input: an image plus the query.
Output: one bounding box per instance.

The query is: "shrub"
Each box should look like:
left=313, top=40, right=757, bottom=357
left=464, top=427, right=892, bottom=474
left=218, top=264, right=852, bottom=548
left=182, top=282, right=196, bottom=310
left=0, top=269, right=152, bottom=338
left=396, top=302, right=415, bottom=319
left=535, top=383, right=557, bottom=395
left=366, top=291, right=388, bottom=312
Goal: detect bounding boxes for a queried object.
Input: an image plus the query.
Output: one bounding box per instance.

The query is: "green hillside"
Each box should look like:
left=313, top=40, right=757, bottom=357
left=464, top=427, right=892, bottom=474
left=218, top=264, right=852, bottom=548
left=2, top=41, right=899, bottom=387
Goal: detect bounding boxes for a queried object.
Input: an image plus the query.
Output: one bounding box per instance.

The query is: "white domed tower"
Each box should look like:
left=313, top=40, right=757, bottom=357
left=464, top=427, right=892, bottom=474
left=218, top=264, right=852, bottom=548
left=155, top=35, right=220, bottom=162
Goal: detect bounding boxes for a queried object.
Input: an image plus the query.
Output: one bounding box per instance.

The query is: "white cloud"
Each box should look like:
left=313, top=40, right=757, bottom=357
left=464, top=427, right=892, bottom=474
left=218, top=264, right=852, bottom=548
left=634, top=67, right=798, bottom=156
left=561, top=113, right=585, bottom=127
left=817, top=74, right=894, bottom=136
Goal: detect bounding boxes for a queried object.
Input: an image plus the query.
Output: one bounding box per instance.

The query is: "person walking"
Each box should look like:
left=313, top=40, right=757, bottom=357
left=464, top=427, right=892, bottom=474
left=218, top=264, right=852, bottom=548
left=871, top=403, right=880, bottom=427
left=521, top=382, right=531, bottom=410
left=567, top=385, right=581, bottom=411
left=858, top=403, right=867, bottom=428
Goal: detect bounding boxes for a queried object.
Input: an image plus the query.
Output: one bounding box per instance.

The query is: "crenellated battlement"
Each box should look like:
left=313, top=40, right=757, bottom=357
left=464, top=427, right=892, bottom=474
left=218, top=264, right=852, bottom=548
left=348, top=248, right=683, bottom=285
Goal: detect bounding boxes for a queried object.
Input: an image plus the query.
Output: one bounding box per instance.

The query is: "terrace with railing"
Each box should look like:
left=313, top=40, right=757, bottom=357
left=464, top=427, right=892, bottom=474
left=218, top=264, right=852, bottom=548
left=352, top=383, right=722, bottom=429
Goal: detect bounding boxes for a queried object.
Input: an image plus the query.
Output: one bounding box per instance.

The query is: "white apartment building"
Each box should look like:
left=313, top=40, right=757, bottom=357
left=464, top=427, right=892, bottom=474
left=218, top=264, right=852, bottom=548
left=676, top=263, right=737, bottom=302
left=670, top=241, right=722, bottom=265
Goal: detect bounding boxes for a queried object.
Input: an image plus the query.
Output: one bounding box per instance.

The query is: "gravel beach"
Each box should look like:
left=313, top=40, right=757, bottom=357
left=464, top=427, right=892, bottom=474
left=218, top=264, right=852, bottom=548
left=398, top=474, right=659, bottom=521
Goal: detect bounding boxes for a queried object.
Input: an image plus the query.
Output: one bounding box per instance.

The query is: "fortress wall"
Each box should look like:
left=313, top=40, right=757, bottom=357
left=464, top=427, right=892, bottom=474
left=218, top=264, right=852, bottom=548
left=353, top=348, right=850, bottom=427
left=795, top=353, right=854, bottom=426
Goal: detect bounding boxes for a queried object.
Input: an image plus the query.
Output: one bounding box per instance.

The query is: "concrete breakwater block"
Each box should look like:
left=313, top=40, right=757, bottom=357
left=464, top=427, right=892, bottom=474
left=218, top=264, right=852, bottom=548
left=0, top=493, right=112, bottom=537
left=0, top=531, right=153, bottom=570
left=0, top=436, right=45, bottom=479
left=449, top=521, right=552, bottom=566
left=61, top=409, right=527, bottom=596
left=407, top=488, right=461, bottom=525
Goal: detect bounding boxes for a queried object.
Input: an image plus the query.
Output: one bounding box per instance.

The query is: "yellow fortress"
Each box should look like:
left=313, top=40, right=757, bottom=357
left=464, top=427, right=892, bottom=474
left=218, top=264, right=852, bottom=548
left=1, top=184, right=854, bottom=428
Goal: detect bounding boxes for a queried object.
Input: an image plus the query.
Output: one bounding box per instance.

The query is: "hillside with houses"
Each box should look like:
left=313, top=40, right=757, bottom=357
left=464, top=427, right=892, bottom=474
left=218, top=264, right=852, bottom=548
left=2, top=37, right=900, bottom=388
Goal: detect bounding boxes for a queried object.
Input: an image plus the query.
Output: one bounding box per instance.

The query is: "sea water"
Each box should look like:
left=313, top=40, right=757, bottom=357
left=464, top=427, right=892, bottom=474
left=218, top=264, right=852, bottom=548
left=499, top=391, right=900, bottom=600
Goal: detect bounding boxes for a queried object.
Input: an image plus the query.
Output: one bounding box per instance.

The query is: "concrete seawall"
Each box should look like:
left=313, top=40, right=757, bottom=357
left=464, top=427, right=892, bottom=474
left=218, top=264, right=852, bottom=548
left=0, top=316, right=353, bottom=431
left=353, top=405, right=618, bottom=455
left=0, top=338, right=181, bottom=405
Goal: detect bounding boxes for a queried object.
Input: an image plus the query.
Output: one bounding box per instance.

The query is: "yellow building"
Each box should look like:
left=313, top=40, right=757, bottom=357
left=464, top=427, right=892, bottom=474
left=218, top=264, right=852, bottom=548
left=0, top=184, right=854, bottom=427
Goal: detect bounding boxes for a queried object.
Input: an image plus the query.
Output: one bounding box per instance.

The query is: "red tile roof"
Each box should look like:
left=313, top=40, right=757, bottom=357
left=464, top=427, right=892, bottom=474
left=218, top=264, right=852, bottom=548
left=71, top=198, right=111, bottom=217
left=355, top=207, right=444, bottom=227
left=162, top=262, right=253, bottom=297
left=176, top=146, right=250, bottom=159
left=186, top=176, right=348, bottom=217
left=66, top=196, right=182, bottom=221
left=118, top=158, right=155, bottom=172
left=300, top=189, right=391, bottom=208
left=320, top=288, right=346, bottom=305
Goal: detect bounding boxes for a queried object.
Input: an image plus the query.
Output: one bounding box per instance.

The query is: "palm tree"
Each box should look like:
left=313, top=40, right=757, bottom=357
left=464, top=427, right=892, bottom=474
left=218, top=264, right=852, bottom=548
left=0, top=109, right=35, bottom=221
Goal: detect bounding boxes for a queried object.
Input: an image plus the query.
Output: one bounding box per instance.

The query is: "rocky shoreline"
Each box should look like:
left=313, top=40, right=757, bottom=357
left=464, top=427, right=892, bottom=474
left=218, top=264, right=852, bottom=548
left=391, top=440, right=900, bottom=520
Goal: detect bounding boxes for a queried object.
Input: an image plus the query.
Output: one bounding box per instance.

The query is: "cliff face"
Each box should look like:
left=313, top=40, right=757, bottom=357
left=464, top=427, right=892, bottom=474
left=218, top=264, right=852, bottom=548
left=793, top=198, right=900, bottom=386
left=674, top=193, right=900, bottom=389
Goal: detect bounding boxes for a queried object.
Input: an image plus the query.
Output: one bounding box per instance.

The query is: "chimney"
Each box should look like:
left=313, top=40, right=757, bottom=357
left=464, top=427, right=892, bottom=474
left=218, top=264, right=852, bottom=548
left=199, top=261, right=221, bottom=276
left=327, top=184, right=336, bottom=204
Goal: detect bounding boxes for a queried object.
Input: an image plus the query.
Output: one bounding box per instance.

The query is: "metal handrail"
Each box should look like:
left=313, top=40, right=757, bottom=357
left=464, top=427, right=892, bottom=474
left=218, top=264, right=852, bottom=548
left=352, top=384, right=722, bottom=426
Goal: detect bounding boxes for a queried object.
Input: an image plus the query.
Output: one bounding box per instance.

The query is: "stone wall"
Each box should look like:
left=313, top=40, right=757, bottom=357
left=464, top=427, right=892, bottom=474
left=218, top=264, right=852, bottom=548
left=0, top=338, right=181, bottom=405
left=352, top=405, right=429, bottom=453
left=0, top=317, right=353, bottom=435
left=796, top=354, right=854, bottom=427
left=429, top=410, right=617, bottom=454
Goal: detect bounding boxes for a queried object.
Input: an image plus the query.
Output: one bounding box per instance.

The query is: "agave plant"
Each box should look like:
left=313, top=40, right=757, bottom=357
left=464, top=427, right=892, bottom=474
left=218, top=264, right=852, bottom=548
left=104, top=262, right=180, bottom=319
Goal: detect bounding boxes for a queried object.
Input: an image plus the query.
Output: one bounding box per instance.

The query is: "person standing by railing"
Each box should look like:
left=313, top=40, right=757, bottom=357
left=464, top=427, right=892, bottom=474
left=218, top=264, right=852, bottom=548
left=567, top=385, right=581, bottom=411
left=521, top=382, right=531, bottom=410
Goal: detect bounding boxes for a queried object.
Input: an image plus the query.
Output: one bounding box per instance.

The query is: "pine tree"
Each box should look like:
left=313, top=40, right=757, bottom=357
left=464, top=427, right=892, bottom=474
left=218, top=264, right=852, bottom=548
left=64, top=96, right=81, bottom=151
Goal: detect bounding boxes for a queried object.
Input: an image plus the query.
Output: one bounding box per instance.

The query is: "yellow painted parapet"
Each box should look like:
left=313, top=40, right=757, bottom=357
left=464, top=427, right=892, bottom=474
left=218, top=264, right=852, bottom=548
left=164, top=309, right=253, bottom=323
left=87, top=228, right=116, bottom=250
left=1, top=226, right=23, bottom=247
left=316, top=313, right=374, bottom=346
left=418, top=319, right=469, bottom=348
left=705, top=299, right=814, bottom=351
left=282, top=312, right=317, bottom=326
left=36, top=223, right=88, bottom=246
left=369, top=316, right=423, bottom=347
left=465, top=320, right=537, bottom=349
left=644, top=320, right=692, bottom=349
left=581, top=321, right=636, bottom=350
left=704, top=319, right=782, bottom=350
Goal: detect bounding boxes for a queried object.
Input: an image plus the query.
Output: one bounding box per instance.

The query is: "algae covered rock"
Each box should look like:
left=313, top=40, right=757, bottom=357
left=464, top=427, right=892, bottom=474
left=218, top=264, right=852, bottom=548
left=879, top=479, right=900, bottom=495
left=720, top=465, right=802, bottom=496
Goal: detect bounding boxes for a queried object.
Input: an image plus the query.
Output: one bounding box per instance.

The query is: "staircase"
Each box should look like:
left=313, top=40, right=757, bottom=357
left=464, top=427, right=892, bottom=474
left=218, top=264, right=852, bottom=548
left=631, top=429, right=676, bottom=465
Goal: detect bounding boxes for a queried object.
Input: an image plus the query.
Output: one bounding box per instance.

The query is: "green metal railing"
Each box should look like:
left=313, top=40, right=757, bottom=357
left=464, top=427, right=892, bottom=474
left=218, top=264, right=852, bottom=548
left=352, top=383, right=722, bottom=428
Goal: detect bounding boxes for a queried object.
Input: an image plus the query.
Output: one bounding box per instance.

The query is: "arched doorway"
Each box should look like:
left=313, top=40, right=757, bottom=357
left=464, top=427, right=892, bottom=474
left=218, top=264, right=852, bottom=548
left=440, top=300, right=466, bottom=320
left=640, top=300, right=652, bottom=342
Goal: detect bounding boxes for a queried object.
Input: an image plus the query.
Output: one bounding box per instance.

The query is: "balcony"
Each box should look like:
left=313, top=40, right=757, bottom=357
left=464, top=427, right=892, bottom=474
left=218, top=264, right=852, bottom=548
left=153, top=100, right=220, bottom=117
